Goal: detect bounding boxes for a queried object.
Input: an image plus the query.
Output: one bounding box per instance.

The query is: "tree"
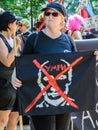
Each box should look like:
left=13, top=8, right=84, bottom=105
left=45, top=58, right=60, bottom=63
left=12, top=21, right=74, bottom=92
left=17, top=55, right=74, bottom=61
left=0, top=0, right=46, bottom=18
left=0, top=0, right=98, bottom=18
left=92, top=0, right=98, bottom=14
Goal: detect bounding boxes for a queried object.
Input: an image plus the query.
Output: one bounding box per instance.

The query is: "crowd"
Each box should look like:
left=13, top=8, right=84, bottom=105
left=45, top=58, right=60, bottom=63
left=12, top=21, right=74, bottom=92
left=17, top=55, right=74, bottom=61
left=0, top=1, right=98, bottom=130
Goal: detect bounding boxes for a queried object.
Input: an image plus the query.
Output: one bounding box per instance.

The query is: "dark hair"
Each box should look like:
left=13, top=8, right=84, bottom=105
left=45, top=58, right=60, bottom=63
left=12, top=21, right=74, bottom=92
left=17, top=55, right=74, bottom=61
left=0, top=11, right=17, bottom=31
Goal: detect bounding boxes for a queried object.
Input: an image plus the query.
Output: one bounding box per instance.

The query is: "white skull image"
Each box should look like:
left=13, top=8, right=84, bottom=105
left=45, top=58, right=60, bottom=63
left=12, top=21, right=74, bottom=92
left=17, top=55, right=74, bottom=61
left=36, top=59, right=74, bottom=108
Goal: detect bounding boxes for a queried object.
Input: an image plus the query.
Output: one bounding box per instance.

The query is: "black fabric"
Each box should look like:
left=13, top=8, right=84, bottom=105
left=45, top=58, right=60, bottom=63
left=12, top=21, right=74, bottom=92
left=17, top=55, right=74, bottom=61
left=64, top=33, right=77, bottom=52
left=21, top=32, right=30, bottom=45
left=21, top=30, right=77, bottom=130
left=0, top=11, right=16, bottom=23
left=31, top=32, right=77, bottom=52
left=0, top=11, right=17, bottom=31
left=20, top=31, right=96, bottom=130
left=56, top=113, right=71, bottom=130
left=0, top=34, right=16, bottom=110
left=41, top=2, right=66, bottom=17
left=16, top=51, right=96, bottom=116
left=0, top=34, right=15, bottom=85
left=0, top=84, right=16, bottom=110
left=32, top=115, right=53, bottom=130
left=23, top=31, right=77, bottom=55
left=18, top=31, right=31, bottom=54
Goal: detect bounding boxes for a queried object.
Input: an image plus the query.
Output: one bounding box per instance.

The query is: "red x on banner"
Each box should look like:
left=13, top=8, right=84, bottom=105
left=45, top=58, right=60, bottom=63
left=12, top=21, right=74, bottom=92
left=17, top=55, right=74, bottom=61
left=25, top=56, right=83, bottom=113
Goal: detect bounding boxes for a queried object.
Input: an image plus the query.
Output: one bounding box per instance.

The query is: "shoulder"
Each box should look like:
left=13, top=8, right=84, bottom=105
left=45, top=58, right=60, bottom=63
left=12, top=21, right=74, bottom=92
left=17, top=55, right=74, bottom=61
left=62, top=33, right=74, bottom=42
left=28, top=31, right=40, bottom=38
left=28, top=32, right=37, bottom=38
left=0, top=35, right=6, bottom=47
left=73, top=30, right=82, bottom=40
left=0, top=37, right=4, bottom=45
left=70, top=30, right=82, bottom=40
left=64, top=33, right=77, bottom=52
left=0, top=37, right=8, bottom=54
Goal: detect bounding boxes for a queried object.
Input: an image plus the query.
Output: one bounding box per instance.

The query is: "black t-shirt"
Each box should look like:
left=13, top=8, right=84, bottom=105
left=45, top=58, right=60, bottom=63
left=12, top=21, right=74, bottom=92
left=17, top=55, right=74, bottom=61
left=22, top=30, right=77, bottom=55
left=21, top=31, right=31, bottom=45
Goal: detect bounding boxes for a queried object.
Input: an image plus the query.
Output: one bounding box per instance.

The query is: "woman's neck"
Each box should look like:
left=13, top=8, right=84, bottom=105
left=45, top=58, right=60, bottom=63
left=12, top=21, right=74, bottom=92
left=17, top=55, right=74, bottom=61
left=0, top=31, right=11, bottom=39
left=43, top=27, right=61, bottom=39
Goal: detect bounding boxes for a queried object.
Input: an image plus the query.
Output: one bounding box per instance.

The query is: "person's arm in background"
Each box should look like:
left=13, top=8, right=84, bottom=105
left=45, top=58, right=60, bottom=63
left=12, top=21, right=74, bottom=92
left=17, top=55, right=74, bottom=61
left=72, top=30, right=83, bottom=40
left=94, top=51, right=98, bottom=60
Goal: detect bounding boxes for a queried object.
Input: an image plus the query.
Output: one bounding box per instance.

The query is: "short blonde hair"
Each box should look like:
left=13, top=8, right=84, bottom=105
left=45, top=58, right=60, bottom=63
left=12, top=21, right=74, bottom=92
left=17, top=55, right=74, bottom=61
left=19, top=18, right=30, bottom=28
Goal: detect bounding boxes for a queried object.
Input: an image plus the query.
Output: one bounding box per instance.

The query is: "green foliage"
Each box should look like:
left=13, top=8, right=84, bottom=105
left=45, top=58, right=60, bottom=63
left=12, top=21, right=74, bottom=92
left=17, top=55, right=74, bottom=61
left=63, top=0, right=79, bottom=14
left=0, top=0, right=98, bottom=18
left=0, top=0, right=46, bottom=18
left=92, top=0, right=98, bottom=15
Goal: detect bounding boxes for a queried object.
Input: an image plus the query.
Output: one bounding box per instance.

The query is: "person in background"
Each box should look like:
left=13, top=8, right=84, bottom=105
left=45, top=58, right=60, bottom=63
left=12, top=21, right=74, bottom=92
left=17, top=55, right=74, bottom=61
left=77, top=0, right=96, bottom=38
left=11, top=2, right=98, bottom=130
left=77, top=0, right=94, bottom=18
left=34, top=12, right=45, bottom=32
left=17, top=18, right=31, bottom=54
left=0, top=11, right=21, bottom=130
left=16, top=18, right=32, bottom=127
left=67, top=14, right=85, bottom=40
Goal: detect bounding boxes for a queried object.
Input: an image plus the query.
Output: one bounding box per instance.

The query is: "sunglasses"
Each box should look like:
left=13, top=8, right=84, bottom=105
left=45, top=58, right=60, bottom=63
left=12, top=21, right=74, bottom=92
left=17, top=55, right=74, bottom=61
left=45, top=12, right=59, bottom=17
left=18, top=24, right=23, bottom=27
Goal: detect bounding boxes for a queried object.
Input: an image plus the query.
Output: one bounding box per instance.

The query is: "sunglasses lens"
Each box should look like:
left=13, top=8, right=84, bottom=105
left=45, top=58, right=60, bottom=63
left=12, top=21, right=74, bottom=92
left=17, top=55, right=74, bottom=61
left=45, top=12, right=51, bottom=16
left=19, top=24, right=23, bottom=26
left=52, top=12, right=58, bottom=17
left=45, top=12, right=58, bottom=17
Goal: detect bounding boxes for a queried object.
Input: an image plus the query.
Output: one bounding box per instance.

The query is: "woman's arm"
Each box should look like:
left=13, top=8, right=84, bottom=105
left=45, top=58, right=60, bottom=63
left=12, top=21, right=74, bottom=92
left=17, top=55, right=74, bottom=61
left=0, top=37, right=21, bottom=67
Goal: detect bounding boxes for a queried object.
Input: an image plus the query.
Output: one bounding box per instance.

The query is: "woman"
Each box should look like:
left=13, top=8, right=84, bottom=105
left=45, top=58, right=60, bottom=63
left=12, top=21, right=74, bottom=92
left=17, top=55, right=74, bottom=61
left=17, top=18, right=31, bottom=54
left=11, top=2, right=98, bottom=130
left=0, top=11, right=21, bottom=130
left=67, top=14, right=85, bottom=40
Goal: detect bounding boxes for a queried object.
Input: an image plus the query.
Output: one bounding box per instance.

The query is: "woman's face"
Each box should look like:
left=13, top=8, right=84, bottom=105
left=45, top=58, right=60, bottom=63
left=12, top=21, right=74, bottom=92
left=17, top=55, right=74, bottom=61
left=18, top=23, right=27, bottom=33
left=8, top=20, right=18, bottom=34
left=44, top=9, right=65, bottom=29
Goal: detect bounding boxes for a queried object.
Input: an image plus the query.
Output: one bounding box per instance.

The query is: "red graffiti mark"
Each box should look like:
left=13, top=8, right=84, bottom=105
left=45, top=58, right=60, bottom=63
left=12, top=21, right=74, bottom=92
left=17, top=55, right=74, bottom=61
left=36, top=21, right=45, bottom=32
left=58, top=0, right=63, bottom=3
left=24, top=56, right=83, bottom=113
left=48, top=0, right=53, bottom=2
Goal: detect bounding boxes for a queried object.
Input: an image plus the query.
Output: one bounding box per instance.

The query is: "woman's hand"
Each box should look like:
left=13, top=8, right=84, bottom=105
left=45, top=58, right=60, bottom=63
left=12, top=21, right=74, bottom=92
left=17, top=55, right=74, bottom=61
left=11, top=68, right=22, bottom=90
left=16, top=36, right=21, bottom=49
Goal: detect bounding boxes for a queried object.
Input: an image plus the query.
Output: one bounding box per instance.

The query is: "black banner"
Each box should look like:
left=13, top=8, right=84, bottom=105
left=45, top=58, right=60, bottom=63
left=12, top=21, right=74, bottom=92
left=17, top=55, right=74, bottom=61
left=69, top=60, right=98, bottom=130
left=15, top=51, right=97, bottom=116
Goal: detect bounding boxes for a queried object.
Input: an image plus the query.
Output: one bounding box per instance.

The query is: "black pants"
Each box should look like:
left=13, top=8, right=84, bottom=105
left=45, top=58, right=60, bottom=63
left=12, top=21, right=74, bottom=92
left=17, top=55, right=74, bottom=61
left=30, top=113, right=70, bottom=130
